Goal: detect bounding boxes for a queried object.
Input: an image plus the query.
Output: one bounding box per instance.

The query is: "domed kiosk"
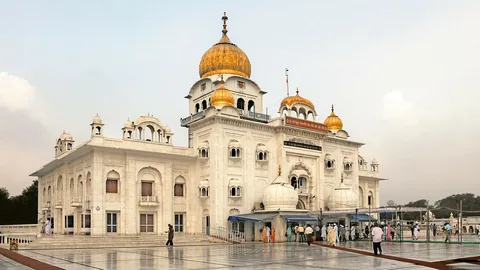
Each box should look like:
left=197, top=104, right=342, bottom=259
left=228, top=166, right=318, bottom=242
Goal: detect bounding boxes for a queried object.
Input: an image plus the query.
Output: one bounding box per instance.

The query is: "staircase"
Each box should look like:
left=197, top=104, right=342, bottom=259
left=20, top=234, right=217, bottom=250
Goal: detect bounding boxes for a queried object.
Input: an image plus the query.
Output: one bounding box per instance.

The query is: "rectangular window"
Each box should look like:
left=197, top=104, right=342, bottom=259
left=106, top=180, right=118, bottom=193
left=174, top=213, right=184, bottom=232
left=106, top=212, right=118, bottom=233
left=140, top=213, right=154, bottom=233
left=368, top=196, right=372, bottom=206
left=65, top=215, right=74, bottom=228
left=141, top=182, right=153, bottom=196
left=174, top=184, right=184, bottom=197
left=81, top=214, right=91, bottom=228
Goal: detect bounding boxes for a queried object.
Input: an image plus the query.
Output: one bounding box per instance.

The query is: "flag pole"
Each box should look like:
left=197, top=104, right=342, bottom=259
left=285, top=68, right=290, bottom=96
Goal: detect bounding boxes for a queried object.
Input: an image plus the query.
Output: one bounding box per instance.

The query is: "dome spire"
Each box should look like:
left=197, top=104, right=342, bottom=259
left=222, top=12, right=228, bottom=36
left=296, top=87, right=299, bottom=95
left=331, top=104, right=334, bottom=113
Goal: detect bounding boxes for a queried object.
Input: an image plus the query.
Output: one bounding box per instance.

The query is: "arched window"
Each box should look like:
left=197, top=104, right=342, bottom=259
left=199, top=180, right=209, bottom=198
left=195, top=103, right=200, bottom=113
left=299, top=108, right=307, bottom=119
left=69, top=178, right=75, bottom=198
left=174, top=176, right=185, bottom=197
left=127, top=130, right=132, bottom=139
left=229, top=179, right=242, bottom=198
left=96, top=126, right=101, bottom=135
left=298, top=177, right=307, bottom=191
left=248, top=100, right=255, bottom=112
left=258, top=152, right=263, bottom=160
left=56, top=176, right=63, bottom=202
left=325, top=154, right=335, bottom=170
left=291, top=107, right=298, bottom=118
left=67, top=143, right=72, bottom=150
left=202, top=100, right=207, bottom=110
left=106, top=170, right=120, bottom=194
left=291, top=177, right=298, bottom=189
left=237, top=98, right=245, bottom=110
left=228, top=140, right=241, bottom=159
left=157, top=130, right=162, bottom=142
left=145, top=125, right=155, bottom=142
left=137, top=127, right=143, bottom=140
left=77, top=175, right=83, bottom=202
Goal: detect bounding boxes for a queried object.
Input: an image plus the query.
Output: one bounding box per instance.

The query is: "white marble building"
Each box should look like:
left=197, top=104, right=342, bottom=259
left=32, top=13, right=385, bottom=236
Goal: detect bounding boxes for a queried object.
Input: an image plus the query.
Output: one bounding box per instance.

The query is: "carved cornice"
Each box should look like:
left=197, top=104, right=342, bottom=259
left=190, top=115, right=330, bottom=141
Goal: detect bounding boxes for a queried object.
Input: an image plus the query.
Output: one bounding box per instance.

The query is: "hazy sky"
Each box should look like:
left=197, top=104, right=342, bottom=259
left=1, top=1, right=479, bottom=205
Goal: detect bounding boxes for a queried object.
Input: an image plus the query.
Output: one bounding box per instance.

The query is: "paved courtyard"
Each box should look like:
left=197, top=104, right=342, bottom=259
left=1, top=241, right=479, bottom=269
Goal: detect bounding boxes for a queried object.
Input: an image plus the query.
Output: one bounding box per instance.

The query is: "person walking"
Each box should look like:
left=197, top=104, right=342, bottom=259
left=334, top=223, right=339, bottom=243
left=305, top=224, right=314, bottom=246
left=444, top=222, right=452, bottom=243
left=413, top=223, right=419, bottom=240
left=327, top=225, right=335, bottom=246
left=44, top=219, right=51, bottom=236
left=350, top=225, right=356, bottom=241
left=321, top=225, right=327, bottom=241
left=297, top=224, right=305, bottom=243
left=286, top=225, right=292, bottom=242
left=166, top=224, right=174, bottom=246
left=371, top=222, right=383, bottom=256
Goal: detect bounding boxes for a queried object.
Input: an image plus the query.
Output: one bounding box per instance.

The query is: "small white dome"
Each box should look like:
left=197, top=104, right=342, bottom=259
left=263, top=180, right=298, bottom=211
left=372, top=158, right=379, bottom=165
left=60, top=131, right=73, bottom=141
left=92, top=114, right=102, bottom=124
left=164, top=125, right=172, bottom=133
left=327, top=182, right=357, bottom=210
left=124, top=119, right=134, bottom=128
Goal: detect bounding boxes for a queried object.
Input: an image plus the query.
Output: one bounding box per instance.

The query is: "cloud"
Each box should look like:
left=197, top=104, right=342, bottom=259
left=0, top=72, right=36, bottom=112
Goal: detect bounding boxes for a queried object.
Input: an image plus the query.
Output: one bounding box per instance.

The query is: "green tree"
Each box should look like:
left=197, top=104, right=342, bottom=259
left=0, top=181, right=38, bottom=225
left=432, top=193, right=480, bottom=218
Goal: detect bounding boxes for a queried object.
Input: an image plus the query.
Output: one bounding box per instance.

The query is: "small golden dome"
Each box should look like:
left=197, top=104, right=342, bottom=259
left=199, top=12, right=251, bottom=79
left=280, top=88, right=315, bottom=109
left=211, top=82, right=234, bottom=107
left=324, top=105, right=343, bottom=130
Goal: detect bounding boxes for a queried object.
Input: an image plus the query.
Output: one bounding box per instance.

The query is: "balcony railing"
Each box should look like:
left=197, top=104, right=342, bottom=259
left=241, top=111, right=271, bottom=122
left=181, top=111, right=205, bottom=126
left=70, top=197, right=82, bottom=207
left=139, top=196, right=159, bottom=206
left=205, top=226, right=245, bottom=243
left=0, top=233, right=37, bottom=247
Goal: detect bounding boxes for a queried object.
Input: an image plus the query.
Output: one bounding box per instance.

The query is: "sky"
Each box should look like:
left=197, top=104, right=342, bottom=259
left=0, top=1, right=479, bottom=205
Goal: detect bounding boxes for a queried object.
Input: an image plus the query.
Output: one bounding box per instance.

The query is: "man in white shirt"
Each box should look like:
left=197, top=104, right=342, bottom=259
left=371, top=222, right=383, bottom=255
left=305, top=224, right=314, bottom=246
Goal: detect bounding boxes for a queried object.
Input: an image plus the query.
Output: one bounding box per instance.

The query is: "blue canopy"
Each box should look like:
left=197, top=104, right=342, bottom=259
left=350, top=214, right=377, bottom=222
left=228, top=213, right=276, bottom=222
left=281, top=215, right=318, bottom=222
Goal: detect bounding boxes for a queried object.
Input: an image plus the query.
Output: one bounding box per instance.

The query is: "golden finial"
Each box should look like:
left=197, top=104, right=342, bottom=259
left=331, top=104, right=334, bottom=112
left=222, top=12, right=228, bottom=35
left=278, top=165, right=282, bottom=176
left=296, top=87, right=299, bottom=95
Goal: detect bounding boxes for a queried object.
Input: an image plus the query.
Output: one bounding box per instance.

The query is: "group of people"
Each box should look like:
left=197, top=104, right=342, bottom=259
left=285, top=224, right=315, bottom=246
left=261, top=225, right=276, bottom=243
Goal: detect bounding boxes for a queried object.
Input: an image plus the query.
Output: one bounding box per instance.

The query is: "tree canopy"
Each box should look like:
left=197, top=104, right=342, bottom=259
left=0, top=180, right=38, bottom=225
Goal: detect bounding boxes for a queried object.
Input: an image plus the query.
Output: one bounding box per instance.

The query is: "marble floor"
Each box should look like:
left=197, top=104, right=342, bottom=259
left=0, top=254, right=31, bottom=270
left=5, top=241, right=479, bottom=269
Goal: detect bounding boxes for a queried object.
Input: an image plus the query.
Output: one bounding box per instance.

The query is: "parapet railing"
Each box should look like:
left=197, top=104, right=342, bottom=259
left=206, top=226, right=245, bottom=243
left=0, top=233, right=37, bottom=246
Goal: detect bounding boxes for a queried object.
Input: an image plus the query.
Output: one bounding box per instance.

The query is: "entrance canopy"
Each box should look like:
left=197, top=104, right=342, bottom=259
left=350, top=214, right=377, bottom=222
left=228, top=213, right=276, bottom=222
left=282, top=215, right=317, bottom=222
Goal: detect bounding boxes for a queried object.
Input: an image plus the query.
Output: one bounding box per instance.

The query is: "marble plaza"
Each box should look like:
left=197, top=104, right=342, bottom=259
left=2, top=242, right=480, bottom=270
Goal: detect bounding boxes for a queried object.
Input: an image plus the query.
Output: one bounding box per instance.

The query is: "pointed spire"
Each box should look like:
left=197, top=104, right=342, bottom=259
left=296, top=87, right=300, bottom=95
left=331, top=104, right=335, bottom=113
left=222, top=12, right=228, bottom=36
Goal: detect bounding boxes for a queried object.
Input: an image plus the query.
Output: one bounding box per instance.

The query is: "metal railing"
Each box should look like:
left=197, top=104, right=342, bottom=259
left=206, top=226, right=245, bottom=243
left=181, top=111, right=205, bottom=125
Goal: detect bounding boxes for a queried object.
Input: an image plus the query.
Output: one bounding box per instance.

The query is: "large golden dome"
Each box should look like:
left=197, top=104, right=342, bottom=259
left=324, top=105, right=343, bottom=130
left=280, top=88, right=315, bottom=109
left=211, top=82, right=234, bottom=107
left=199, top=12, right=251, bottom=79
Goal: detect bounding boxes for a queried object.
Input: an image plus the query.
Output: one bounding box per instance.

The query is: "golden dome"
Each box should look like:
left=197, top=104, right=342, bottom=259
left=211, top=82, right=234, bottom=107
left=280, top=88, right=315, bottom=109
left=324, top=105, right=343, bottom=130
left=199, top=12, right=251, bottom=79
